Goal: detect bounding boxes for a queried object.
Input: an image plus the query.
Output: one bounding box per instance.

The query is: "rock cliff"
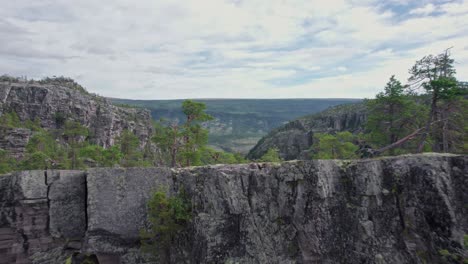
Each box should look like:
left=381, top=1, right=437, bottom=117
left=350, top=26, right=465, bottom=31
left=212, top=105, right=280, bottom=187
left=247, top=103, right=367, bottom=160
left=0, top=153, right=467, bottom=263
left=0, top=80, right=153, bottom=155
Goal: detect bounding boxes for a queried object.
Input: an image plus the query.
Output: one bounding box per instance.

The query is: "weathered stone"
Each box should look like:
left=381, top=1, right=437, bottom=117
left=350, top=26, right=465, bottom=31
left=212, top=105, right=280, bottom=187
left=48, top=170, right=87, bottom=240
left=0, top=154, right=466, bottom=264
left=85, top=167, right=172, bottom=254
left=248, top=103, right=367, bottom=160
left=13, top=171, right=47, bottom=200
left=0, top=81, right=154, bottom=156
left=0, top=128, right=32, bottom=159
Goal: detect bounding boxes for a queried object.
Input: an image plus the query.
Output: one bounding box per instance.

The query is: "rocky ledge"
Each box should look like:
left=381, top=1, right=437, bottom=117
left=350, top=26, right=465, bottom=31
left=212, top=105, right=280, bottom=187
left=0, top=153, right=467, bottom=263
left=0, top=80, right=153, bottom=153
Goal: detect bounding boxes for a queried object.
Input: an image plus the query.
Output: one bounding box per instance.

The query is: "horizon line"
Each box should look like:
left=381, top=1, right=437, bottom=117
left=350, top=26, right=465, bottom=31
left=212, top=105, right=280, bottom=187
left=108, top=97, right=364, bottom=101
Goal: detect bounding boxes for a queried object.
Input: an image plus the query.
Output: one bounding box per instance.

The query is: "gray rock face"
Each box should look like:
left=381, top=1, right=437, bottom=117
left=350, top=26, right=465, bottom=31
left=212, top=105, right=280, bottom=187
left=0, top=170, right=86, bottom=264
left=48, top=170, right=87, bottom=240
left=0, top=154, right=467, bottom=264
left=247, top=103, right=367, bottom=160
left=0, top=128, right=32, bottom=159
left=0, top=81, right=153, bottom=153
left=85, top=167, right=172, bottom=254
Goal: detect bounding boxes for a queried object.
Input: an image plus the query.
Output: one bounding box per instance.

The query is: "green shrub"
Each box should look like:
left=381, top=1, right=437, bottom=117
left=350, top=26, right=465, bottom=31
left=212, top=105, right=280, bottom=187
left=140, top=188, right=191, bottom=261
left=24, top=117, right=41, bottom=131
left=311, top=131, right=359, bottom=159
left=259, top=147, right=282, bottom=162
left=79, top=145, right=123, bottom=167
left=199, top=147, right=248, bottom=165
left=0, top=112, right=21, bottom=128
left=0, top=149, right=16, bottom=174
left=21, top=151, right=50, bottom=170
left=54, top=112, right=66, bottom=128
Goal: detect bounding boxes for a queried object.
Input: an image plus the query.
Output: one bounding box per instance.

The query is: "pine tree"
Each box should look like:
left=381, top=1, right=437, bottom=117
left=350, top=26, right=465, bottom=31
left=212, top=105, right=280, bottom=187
left=153, top=100, right=213, bottom=167
left=408, top=49, right=461, bottom=152
left=365, top=76, right=425, bottom=155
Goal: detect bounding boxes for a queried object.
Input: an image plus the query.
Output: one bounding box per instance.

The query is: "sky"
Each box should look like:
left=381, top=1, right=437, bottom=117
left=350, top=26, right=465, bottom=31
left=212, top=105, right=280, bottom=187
left=0, top=0, right=467, bottom=99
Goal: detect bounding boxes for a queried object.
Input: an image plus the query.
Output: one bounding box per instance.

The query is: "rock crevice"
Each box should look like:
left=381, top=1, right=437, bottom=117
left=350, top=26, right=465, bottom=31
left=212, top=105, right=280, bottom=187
left=0, top=154, right=466, bottom=264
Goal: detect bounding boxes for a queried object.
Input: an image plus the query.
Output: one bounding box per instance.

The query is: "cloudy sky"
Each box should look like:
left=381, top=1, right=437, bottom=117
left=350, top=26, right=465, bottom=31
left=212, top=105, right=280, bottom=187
left=1, top=0, right=467, bottom=99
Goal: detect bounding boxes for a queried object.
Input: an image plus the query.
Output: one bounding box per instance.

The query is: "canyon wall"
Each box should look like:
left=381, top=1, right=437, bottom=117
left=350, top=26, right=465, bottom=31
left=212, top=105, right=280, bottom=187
left=0, top=80, right=153, bottom=158
left=0, top=153, right=467, bottom=263
left=247, top=103, right=367, bottom=161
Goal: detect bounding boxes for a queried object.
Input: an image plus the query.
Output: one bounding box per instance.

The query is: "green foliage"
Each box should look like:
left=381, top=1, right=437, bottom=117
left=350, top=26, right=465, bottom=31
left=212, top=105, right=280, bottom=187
left=152, top=119, right=181, bottom=166
left=118, top=130, right=150, bottom=167
left=0, top=117, right=151, bottom=171
left=26, top=131, right=58, bottom=154
left=54, top=112, right=66, bottom=128
left=259, top=148, right=282, bottom=162
left=408, top=50, right=465, bottom=152
left=0, top=111, right=151, bottom=171
left=435, top=234, right=468, bottom=263
left=312, top=132, right=359, bottom=159
left=0, top=112, right=42, bottom=131
left=140, top=188, right=191, bottom=261
left=365, top=76, right=427, bottom=154
left=63, top=121, right=89, bottom=140
left=0, top=112, right=21, bottom=128
left=182, top=100, right=213, bottom=123
left=111, top=97, right=360, bottom=153
left=0, top=149, right=16, bottom=174
left=79, top=145, right=123, bottom=167
left=62, top=121, right=89, bottom=169
left=22, top=130, right=69, bottom=170
left=180, top=100, right=214, bottom=167
left=152, top=100, right=216, bottom=167
left=199, top=147, right=248, bottom=165
left=24, top=117, right=42, bottom=131
left=21, top=151, right=51, bottom=170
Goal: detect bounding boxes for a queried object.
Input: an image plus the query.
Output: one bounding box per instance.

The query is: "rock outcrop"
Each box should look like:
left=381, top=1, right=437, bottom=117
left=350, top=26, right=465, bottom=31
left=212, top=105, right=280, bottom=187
left=0, top=80, right=153, bottom=154
left=0, top=128, right=32, bottom=159
left=247, top=103, right=367, bottom=160
left=0, top=154, right=467, bottom=263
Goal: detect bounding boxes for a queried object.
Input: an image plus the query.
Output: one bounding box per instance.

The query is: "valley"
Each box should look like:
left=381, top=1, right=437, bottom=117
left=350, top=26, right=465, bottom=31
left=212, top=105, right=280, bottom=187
left=111, top=98, right=361, bottom=153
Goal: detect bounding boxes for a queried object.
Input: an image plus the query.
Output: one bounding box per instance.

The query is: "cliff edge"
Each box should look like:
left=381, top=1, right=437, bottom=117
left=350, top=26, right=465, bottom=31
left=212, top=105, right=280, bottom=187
left=0, top=153, right=467, bottom=263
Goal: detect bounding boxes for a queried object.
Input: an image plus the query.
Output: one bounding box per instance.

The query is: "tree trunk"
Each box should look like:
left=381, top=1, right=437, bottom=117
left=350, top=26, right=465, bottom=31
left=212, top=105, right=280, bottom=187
left=389, top=103, right=395, bottom=155
left=170, top=147, right=177, bottom=168
left=376, top=126, right=424, bottom=155
left=417, top=94, right=437, bottom=152
left=376, top=119, right=446, bottom=156
left=442, top=112, right=449, bottom=153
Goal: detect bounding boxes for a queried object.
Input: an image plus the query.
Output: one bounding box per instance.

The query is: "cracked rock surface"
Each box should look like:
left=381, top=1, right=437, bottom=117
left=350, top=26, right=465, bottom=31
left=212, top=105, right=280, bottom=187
left=0, top=153, right=466, bottom=264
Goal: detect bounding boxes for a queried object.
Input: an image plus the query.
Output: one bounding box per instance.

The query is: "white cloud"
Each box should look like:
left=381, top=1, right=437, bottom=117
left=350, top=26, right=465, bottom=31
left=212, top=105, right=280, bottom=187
left=0, top=0, right=467, bottom=99
left=409, top=3, right=436, bottom=15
